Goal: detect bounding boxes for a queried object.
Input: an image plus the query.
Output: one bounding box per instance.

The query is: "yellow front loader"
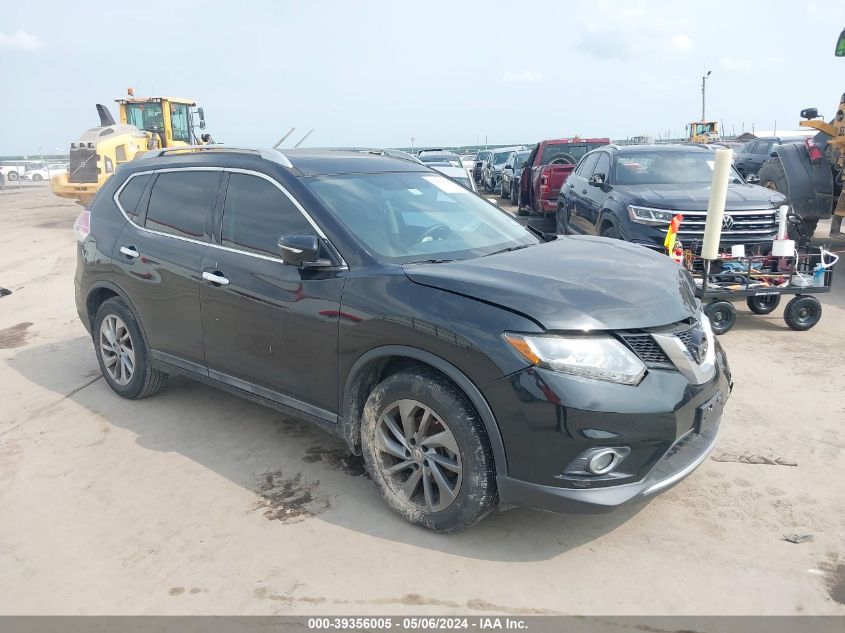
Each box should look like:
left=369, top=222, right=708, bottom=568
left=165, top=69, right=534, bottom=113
left=52, top=91, right=212, bottom=206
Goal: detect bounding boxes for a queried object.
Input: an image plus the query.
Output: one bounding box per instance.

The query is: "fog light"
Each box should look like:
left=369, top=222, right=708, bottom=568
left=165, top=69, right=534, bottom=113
left=588, top=449, right=620, bottom=475
left=560, top=446, right=631, bottom=477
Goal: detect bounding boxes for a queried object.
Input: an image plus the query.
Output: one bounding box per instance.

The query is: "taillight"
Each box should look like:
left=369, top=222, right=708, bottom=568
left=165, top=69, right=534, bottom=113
left=73, top=209, right=90, bottom=242
left=805, top=138, right=823, bottom=164
left=540, top=175, right=549, bottom=195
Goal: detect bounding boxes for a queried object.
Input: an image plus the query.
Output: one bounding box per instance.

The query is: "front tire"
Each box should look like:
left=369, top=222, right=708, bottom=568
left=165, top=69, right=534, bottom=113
left=32, top=173, right=43, bottom=182
left=601, top=224, right=623, bottom=240
left=7, top=171, right=18, bottom=181
left=361, top=369, right=497, bottom=533
left=94, top=297, right=169, bottom=399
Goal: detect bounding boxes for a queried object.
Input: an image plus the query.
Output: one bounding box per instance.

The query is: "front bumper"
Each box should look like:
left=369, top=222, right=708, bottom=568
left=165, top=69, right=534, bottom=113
left=50, top=173, right=98, bottom=204
left=484, top=345, right=731, bottom=514
left=498, top=413, right=720, bottom=513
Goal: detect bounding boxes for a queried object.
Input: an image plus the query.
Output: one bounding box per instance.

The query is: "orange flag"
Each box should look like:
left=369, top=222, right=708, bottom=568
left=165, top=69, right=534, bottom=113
left=664, top=214, right=684, bottom=253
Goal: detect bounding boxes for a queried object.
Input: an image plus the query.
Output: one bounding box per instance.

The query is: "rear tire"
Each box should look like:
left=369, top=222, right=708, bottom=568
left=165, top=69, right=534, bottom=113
left=746, top=294, right=781, bottom=315
left=705, top=300, right=736, bottom=335
left=360, top=368, right=497, bottom=533
left=94, top=297, right=169, bottom=399
left=7, top=171, right=18, bottom=181
left=783, top=295, right=822, bottom=331
left=32, top=173, right=43, bottom=182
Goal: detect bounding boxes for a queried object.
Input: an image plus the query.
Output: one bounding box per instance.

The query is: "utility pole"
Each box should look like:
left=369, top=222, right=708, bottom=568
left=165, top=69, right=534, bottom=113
left=410, top=137, right=415, bottom=153
left=701, top=70, right=711, bottom=120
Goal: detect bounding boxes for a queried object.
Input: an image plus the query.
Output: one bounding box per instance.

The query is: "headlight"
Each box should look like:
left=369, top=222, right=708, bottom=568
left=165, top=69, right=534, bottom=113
left=628, top=205, right=675, bottom=225
left=503, top=333, right=646, bottom=385
left=104, top=157, right=114, bottom=173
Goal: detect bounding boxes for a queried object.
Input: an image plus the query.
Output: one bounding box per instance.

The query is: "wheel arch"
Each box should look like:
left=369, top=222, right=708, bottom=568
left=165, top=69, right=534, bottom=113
left=85, top=281, right=150, bottom=343
left=340, top=345, right=508, bottom=476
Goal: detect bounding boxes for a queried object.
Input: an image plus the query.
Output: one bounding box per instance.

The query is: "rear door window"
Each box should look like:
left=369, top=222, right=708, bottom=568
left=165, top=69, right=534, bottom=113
left=144, top=170, right=220, bottom=241
left=221, top=173, right=313, bottom=258
left=118, top=174, right=152, bottom=217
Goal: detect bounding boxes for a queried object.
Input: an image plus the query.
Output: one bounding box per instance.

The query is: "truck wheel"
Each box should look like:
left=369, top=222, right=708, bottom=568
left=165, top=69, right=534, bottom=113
left=783, top=295, right=822, bottom=331
left=759, top=158, right=787, bottom=192
left=746, top=294, right=781, bottom=315
left=516, top=190, right=528, bottom=216
left=8, top=171, right=18, bottom=181
left=705, top=300, right=736, bottom=335
left=360, top=369, right=497, bottom=533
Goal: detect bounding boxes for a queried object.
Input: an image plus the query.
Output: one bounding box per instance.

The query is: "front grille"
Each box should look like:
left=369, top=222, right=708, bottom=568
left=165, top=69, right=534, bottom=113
left=620, top=334, right=671, bottom=365
left=659, top=209, right=778, bottom=241
left=68, top=148, right=99, bottom=183
left=676, top=324, right=707, bottom=363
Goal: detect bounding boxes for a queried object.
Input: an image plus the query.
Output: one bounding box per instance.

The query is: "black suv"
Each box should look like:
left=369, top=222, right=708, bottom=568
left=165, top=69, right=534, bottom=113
left=733, top=137, right=803, bottom=180
left=74, top=146, right=731, bottom=532
left=557, top=144, right=786, bottom=254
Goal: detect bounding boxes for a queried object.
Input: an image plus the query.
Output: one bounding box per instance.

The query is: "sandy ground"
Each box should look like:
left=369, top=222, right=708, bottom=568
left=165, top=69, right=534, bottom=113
left=0, top=185, right=843, bottom=615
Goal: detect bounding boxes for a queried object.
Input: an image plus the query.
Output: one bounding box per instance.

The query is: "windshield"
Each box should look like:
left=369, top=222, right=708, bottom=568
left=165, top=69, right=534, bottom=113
left=305, top=172, right=538, bottom=263
left=539, top=143, right=602, bottom=166
left=493, top=152, right=510, bottom=165
left=614, top=151, right=743, bottom=185
left=124, top=103, right=165, bottom=132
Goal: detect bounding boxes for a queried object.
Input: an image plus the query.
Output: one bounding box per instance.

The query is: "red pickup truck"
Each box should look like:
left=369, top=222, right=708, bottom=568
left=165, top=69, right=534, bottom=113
left=518, top=138, right=610, bottom=215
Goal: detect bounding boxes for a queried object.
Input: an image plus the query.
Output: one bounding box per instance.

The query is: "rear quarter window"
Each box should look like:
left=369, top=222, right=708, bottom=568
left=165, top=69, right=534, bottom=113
left=117, top=174, right=152, bottom=217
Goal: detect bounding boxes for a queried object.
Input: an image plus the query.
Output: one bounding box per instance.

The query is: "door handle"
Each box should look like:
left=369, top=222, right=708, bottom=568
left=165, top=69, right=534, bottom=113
left=202, top=271, right=230, bottom=286
left=119, top=246, right=139, bottom=259
left=569, top=183, right=574, bottom=188
left=582, top=189, right=588, bottom=194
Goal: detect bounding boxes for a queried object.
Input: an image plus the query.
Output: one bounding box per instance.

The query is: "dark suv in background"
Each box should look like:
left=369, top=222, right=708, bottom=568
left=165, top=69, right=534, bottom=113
left=74, top=146, right=730, bottom=532
left=556, top=144, right=786, bottom=254
left=733, top=136, right=803, bottom=180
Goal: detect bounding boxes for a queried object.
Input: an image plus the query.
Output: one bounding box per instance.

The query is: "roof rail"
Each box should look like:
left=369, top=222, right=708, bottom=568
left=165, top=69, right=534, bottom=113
left=141, top=145, right=293, bottom=168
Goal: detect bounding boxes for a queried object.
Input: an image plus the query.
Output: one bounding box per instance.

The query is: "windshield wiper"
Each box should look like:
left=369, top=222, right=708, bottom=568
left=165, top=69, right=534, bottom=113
left=484, top=244, right=533, bottom=257
left=526, top=224, right=558, bottom=242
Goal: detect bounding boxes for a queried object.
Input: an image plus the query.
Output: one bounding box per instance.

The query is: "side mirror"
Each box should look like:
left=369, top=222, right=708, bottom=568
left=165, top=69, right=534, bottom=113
left=278, top=234, right=332, bottom=268
left=800, top=107, right=819, bottom=120
left=197, top=107, right=206, bottom=130
left=770, top=151, right=778, bottom=157
left=504, top=165, right=513, bottom=170
left=588, top=173, right=606, bottom=186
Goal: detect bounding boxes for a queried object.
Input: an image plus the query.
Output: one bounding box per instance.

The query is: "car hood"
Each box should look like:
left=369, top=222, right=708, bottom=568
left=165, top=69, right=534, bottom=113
left=616, top=182, right=785, bottom=211
left=402, top=236, right=698, bottom=331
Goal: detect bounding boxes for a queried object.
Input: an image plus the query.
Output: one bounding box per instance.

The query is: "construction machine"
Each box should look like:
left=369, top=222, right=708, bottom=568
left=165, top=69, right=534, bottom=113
left=687, top=120, right=720, bottom=143
left=52, top=90, right=212, bottom=205
left=757, top=27, right=845, bottom=237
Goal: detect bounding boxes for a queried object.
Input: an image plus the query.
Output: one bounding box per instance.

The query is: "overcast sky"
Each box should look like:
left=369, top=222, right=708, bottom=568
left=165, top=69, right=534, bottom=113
left=1, top=0, right=841, bottom=155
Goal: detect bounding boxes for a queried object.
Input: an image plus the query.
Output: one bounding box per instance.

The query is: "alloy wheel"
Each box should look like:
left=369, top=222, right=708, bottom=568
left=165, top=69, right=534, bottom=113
left=375, top=399, right=462, bottom=512
left=99, top=314, right=135, bottom=385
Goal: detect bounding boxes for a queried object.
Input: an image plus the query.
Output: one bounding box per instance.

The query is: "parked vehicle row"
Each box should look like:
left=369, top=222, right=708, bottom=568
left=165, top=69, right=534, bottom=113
left=499, top=149, right=531, bottom=204
left=554, top=144, right=785, bottom=255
